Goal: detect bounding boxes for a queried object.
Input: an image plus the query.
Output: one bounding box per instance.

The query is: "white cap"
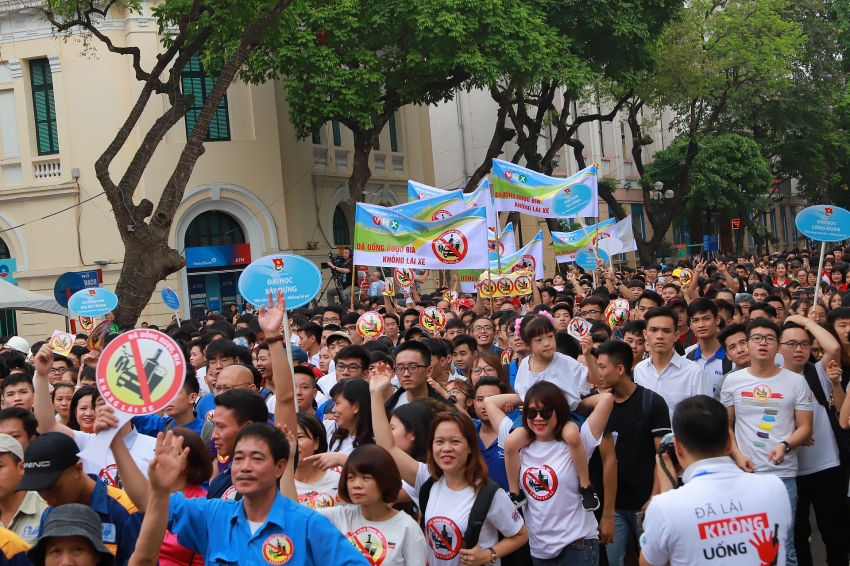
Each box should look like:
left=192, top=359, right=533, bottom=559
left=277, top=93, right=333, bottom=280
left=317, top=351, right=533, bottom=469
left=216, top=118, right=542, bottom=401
left=0, top=434, right=23, bottom=461
left=3, top=336, right=28, bottom=356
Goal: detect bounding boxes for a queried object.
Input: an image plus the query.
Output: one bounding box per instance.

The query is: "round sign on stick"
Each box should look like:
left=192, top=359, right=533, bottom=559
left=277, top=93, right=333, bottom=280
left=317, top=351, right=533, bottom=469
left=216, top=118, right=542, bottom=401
left=678, top=268, right=694, bottom=287
left=606, top=308, right=629, bottom=330
left=68, top=287, right=118, bottom=317
left=78, top=316, right=94, bottom=332
left=443, top=289, right=458, bottom=303
left=596, top=238, right=624, bottom=257
left=567, top=317, right=591, bottom=340
left=79, top=330, right=186, bottom=467
left=54, top=272, right=87, bottom=308
left=161, top=287, right=180, bottom=310
left=419, top=307, right=447, bottom=333
left=795, top=205, right=850, bottom=242
left=238, top=254, right=321, bottom=310
left=394, top=268, right=414, bottom=288
left=357, top=312, right=384, bottom=338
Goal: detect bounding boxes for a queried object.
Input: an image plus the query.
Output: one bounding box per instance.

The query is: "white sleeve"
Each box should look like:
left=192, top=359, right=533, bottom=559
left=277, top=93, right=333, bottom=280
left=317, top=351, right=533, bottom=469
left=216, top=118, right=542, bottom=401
left=513, top=364, right=529, bottom=401
left=411, top=462, right=432, bottom=500
left=639, top=497, right=672, bottom=566
left=580, top=420, right=603, bottom=459
left=73, top=430, right=95, bottom=452
left=485, top=488, right=524, bottom=538
left=720, top=375, right=736, bottom=407
left=691, top=366, right=708, bottom=396
left=795, top=372, right=814, bottom=411
left=399, top=516, right=428, bottom=565
left=497, top=416, right=513, bottom=449
left=401, top=480, right=419, bottom=508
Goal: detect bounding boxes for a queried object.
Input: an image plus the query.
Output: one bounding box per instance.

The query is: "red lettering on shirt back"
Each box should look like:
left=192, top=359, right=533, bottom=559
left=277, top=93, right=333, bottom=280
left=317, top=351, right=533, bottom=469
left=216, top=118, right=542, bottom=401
left=698, top=513, right=769, bottom=539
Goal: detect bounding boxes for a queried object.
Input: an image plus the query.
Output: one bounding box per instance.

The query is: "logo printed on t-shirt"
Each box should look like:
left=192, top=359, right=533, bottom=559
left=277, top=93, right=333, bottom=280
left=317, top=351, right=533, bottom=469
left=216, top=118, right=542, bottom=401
left=348, top=525, right=388, bottom=565
left=262, top=534, right=294, bottom=565
left=522, top=465, right=559, bottom=501
left=99, top=464, right=121, bottom=488
left=426, top=517, right=462, bottom=560
left=298, top=490, right=336, bottom=509
left=221, top=485, right=238, bottom=500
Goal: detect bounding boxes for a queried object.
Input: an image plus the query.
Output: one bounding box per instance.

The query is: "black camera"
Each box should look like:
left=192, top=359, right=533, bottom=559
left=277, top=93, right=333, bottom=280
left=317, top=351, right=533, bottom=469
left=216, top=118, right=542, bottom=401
left=658, top=432, right=680, bottom=469
left=321, top=253, right=338, bottom=270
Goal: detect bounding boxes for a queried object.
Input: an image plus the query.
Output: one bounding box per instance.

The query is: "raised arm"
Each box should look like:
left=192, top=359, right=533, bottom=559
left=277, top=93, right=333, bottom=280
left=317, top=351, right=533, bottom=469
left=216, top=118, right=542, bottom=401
left=32, top=344, right=74, bottom=437
left=260, top=290, right=297, bottom=435
left=483, top=393, right=523, bottom=426
left=369, top=363, right=419, bottom=486
left=578, top=392, right=614, bottom=440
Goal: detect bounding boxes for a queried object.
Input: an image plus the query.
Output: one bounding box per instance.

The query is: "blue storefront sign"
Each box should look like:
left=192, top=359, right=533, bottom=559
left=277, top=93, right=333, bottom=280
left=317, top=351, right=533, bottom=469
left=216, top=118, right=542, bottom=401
left=0, top=259, right=17, bottom=286
left=185, top=244, right=251, bottom=269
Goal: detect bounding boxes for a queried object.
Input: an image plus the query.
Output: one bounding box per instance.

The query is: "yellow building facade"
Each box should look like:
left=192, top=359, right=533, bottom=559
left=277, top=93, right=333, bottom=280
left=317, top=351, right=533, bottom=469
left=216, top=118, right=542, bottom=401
left=0, top=3, right=435, bottom=341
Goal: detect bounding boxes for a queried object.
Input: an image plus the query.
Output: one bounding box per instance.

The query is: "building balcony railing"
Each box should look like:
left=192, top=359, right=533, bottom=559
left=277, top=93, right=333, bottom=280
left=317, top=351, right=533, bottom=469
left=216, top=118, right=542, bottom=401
left=33, top=159, right=60, bottom=180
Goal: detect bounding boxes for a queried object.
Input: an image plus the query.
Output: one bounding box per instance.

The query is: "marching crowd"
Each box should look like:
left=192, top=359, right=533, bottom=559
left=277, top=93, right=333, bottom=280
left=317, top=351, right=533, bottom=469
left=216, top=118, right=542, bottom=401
left=0, top=245, right=846, bottom=565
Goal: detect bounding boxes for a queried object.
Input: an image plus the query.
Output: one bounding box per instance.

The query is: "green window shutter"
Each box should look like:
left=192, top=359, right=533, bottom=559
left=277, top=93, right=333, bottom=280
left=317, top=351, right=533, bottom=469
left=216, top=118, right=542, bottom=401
left=181, top=55, right=230, bottom=141
left=30, top=59, right=59, bottom=155
left=332, top=121, right=341, bottom=146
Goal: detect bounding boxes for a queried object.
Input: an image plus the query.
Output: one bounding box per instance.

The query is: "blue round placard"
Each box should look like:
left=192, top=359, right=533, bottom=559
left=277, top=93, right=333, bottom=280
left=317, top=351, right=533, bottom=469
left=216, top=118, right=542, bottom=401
left=68, top=287, right=119, bottom=317
left=576, top=247, right=609, bottom=270
left=552, top=183, right=594, bottom=217
left=795, top=205, right=850, bottom=242
left=238, top=254, right=322, bottom=309
left=161, top=287, right=180, bottom=310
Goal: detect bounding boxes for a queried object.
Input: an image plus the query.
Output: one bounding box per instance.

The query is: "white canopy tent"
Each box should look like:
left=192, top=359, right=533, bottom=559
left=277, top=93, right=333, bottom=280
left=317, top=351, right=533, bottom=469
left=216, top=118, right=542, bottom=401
left=0, top=277, right=67, bottom=316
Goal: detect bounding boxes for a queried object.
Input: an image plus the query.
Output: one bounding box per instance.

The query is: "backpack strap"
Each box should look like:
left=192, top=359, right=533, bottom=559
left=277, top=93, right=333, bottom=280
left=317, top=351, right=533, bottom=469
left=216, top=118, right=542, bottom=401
left=802, top=363, right=850, bottom=470
left=722, top=356, right=733, bottom=375
left=640, top=386, right=653, bottom=423
left=163, top=418, right=176, bottom=433
left=418, top=477, right=436, bottom=526
left=462, top=481, right=501, bottom=550
left=802, top=363, right=829, bottom=408
left=685, top=348, right=697, bottom=361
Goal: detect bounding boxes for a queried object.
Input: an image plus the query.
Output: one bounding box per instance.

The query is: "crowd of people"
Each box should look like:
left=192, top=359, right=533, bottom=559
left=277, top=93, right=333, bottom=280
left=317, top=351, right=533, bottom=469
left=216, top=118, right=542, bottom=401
left=0, top=246, right=845, bottom=565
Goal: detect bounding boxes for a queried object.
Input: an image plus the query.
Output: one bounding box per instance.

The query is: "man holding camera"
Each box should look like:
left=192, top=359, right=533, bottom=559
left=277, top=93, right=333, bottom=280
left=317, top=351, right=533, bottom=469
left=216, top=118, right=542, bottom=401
left=325, top=246, right=354, bottom=305
left=639, top=395, right=793, bottom=566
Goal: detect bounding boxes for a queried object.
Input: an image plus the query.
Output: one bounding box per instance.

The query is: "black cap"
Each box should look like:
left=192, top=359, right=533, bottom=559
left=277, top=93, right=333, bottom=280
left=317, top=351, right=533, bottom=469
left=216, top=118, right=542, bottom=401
left=17, top=433, right=79, bottom=492
left=403, top=326, right=429, bottom=341
left=666, top=297, right=688, bottom=309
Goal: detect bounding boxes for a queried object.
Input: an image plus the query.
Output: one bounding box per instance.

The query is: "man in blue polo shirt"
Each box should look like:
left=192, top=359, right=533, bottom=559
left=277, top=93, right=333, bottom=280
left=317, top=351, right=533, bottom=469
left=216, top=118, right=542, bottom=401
left=147, top=423, right=366, bottom=565
left=683, top=298, right=731, bottom=394
left=132, top=367, right=209, bottom=439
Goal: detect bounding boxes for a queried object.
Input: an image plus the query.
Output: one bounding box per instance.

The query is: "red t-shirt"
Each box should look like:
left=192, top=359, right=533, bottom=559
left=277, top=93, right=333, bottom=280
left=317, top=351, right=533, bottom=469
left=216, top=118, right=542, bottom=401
left=159, top=484, right=207, bottom=566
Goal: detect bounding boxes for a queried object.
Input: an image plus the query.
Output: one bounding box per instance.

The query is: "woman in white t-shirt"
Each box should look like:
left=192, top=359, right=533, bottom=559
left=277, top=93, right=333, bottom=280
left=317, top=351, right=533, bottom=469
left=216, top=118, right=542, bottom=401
left=308, top=378, right=375, bottom=469
left=369, top=362, right=528, bottom=566
left=317, top=444, right=426, bottom=566
left=294, top=412, right=343, bottom=509
left=490, top=382, right=614, bottom=565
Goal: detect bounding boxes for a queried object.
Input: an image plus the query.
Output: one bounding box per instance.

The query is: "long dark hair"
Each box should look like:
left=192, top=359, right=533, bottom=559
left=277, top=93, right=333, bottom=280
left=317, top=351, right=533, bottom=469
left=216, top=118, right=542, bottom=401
left=521, top=381, right=572, bottom=443
left=67, top=386, right=96, bottom=431
left=297, top=412, right=328, bottom=454
left=392, top=400, right=437, bottom=462
left=330, top=379, right=374, bottom=452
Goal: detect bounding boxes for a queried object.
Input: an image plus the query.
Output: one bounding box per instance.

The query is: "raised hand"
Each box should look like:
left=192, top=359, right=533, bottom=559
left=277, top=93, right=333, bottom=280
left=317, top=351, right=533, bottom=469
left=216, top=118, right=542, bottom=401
left=148, top=431, right=188, bottom=493
left=257, top=289, right=286, bottom=337
left=369, top=362, right=394, bottom=394
left=33, top=343, right=53, bottom=377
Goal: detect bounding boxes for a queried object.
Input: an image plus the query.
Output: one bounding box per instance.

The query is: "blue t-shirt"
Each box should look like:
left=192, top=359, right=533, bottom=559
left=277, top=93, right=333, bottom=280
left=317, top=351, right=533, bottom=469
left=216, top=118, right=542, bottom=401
left=196, top=394, right=217, bottom=423
left=132, top=414, right=206, bottom=437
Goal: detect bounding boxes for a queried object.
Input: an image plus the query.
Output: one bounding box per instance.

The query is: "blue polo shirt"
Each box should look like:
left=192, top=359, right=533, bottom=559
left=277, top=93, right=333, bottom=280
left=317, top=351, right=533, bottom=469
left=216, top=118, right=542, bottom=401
left=168, top=490, right=369, bottom=566
left=196, top=394, right=217, bottom=422
left=0, top=529, right=29, bottom=566
left=476, top=420, right=509, bottom=491
left=132, top=414, right=206, bottom=437
left=40, top=475, right=142, bottom=566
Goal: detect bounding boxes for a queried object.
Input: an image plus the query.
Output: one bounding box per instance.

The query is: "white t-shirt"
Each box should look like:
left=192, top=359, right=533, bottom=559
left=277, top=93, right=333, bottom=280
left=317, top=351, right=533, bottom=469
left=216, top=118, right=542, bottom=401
left=513, top=352, right=589, bottom=410
left=318, top=505, right=427, bottom=566
left=634, top=353, right=707, bottom=421
left=640, top=457, right=792, bottom=566
left=196, top=366, right=210, bottom=396
left=295, top=470, right=343, bottom=509
left=721, top=367, right=813, bottom=477
left=317, top=372, right=338, bottom=398
left=412, top=463, right=524, bottom=566
left=788, top=362, right=840, bottom=476
left=73, top=429, right=156, bottom=488
left=520, top=421, right=602, bottom=558
left=324, top=419, right=355, bottom=456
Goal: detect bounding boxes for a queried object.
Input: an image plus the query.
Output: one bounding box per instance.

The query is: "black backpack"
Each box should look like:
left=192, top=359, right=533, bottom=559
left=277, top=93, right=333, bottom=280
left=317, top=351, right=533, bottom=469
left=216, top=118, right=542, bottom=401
left=802, top=363, right=850, bottom=473
left=419, top=479, right=500, bottom=550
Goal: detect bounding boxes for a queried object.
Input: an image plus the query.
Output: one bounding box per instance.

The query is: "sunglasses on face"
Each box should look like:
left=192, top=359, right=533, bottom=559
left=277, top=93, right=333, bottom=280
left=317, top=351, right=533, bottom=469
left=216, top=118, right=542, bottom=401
left=525, top=407, right=555, bottom=420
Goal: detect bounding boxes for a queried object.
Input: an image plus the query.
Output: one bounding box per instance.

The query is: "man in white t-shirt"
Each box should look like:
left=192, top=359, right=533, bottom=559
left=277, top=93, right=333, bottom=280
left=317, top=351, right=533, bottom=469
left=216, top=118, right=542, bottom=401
left=640, top=395, right=792, bottom=566
left=777, top=315, right=849, bottom=565
left=721, top=317, right=813, bottom=566
left=634, top=307, right=707, bottom=421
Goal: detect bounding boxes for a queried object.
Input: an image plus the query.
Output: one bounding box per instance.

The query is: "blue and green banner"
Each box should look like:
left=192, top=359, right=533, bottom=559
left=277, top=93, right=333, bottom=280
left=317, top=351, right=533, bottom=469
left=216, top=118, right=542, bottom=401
left=390, top=188, right=467, bottom=221
left=407, top=178, right=496, bottom=227
left=551, top=218, right=616, bottom=263
left=460, top=230, right=544, bottom=293
left=491, top=159, right=599, bottom=218
left=354, top=204, right=489, bottom=270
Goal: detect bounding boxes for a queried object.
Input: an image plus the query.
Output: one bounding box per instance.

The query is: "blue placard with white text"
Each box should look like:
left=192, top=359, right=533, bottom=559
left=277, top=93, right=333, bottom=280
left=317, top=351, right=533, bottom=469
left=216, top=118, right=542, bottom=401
left=161, top=287, right=180, bottom=310
left=238, top=254, right=322, bottom=309
left=68, top=287, right=118, bottom=317
left=795, top=205, right=850, bottom=242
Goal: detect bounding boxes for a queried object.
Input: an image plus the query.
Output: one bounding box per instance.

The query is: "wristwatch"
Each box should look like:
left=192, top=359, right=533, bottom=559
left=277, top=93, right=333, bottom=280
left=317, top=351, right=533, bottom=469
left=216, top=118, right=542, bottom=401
left=781, top=441, right=791, bottom=454
left=487, top=548, right=498, bottom=563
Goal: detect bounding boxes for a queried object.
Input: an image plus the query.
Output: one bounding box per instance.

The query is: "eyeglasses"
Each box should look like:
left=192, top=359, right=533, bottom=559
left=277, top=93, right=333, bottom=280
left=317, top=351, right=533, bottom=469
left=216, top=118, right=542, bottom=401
left=48, top=368, right=67, bottom=375
left=395, top=364, right=423, bottom=375
left=209, top=356, right=234, bottom=366
left=748, top=334, right=777, bottom=344
left=343, top=325, right=357, bottom=333
left=323, top=318, right=340, bottom=325
left=471, top=366, right=497, bottom=375
left=780, top=341, right=811, bottom=350
left=472, top=325, right=494, bottom=333
left=336, top=363, right=363, bottom=373
left=580, top=310, right=601, bottom=316
left=525, top=407, right=555, bottom=420
left=448, top=390, right=461, bottom=399
left=811, top=348, right=825, bottom=356
left=214, top=382, right=253, bottom=393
